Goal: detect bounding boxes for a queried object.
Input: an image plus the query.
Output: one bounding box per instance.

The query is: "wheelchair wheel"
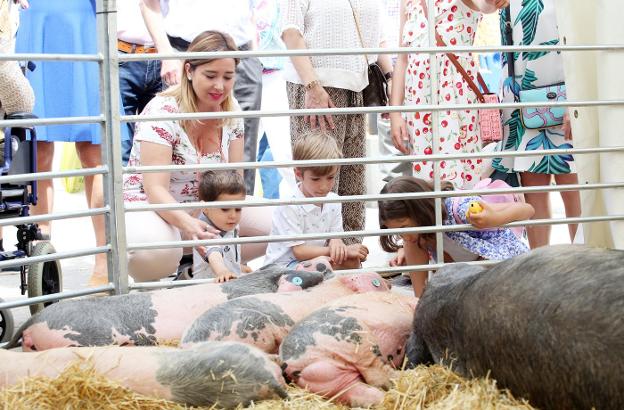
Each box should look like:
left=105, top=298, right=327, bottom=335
left=0, top=299, right=15, bottom=343
left=27, top=241, right=63, bottom=315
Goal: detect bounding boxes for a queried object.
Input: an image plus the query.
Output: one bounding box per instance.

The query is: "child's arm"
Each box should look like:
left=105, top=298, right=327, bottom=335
left=468, top=201, right=535, bottom=230
left=403, top=243, right=430, bottom=298
left=206, top=251, right=236, bottom=283
left=292, top=244, right=333, bottom=263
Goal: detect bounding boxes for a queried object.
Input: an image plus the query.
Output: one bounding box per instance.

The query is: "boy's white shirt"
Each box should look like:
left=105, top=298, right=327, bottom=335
left=263, top=185, right=343, bottom=267
left=192, top=212, right=242, bottom=279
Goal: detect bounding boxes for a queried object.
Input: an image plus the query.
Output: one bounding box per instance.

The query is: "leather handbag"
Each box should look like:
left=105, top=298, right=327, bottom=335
left=347, top=1, right=389, bottom=107
left=518, top=83, right=567, bottom=129
left=419, top=0, right=502, bottom=143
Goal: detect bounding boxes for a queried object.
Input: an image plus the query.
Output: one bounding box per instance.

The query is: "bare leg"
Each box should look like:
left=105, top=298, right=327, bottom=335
left=521, top=172, right=552, bottom=249
left=32, top=141, right=55, bottom=237
left=554, top=173, right=581, bottom=242
left=239, top=202, right=272, bottom=263
left=75, top=142, right=106, bottom=286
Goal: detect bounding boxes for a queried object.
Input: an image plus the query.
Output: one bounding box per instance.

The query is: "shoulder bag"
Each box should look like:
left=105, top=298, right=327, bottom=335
left=347, top=0, right=389, bottom=107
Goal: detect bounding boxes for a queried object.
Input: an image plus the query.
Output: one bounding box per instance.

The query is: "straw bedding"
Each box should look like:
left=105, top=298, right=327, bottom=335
left=0, top=361, right=535, bottom=410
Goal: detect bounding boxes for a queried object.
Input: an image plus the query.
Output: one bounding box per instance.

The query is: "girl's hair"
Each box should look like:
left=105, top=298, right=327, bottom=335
left=198, top=170, right=246, bottom=202
left=292, top=130, right=342, bottom=176
left=160, top=30, right=240, bottom=132
left=378, top=176, right=454, bottom=252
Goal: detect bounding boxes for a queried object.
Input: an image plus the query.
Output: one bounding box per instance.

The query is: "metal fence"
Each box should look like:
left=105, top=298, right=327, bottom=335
left=0, top=0, right=623, bottom=312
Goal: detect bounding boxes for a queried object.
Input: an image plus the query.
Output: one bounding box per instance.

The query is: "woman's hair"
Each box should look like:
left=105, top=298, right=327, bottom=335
left=292, top=130, right=342, bottom=176
left=198, top=170, right=246, bottom=202
left=378, top=176, right=454, bottom=252
left=160, top=30, right=240, bottom=131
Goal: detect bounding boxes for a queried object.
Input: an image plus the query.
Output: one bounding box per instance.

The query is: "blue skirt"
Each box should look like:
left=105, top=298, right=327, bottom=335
left=16, top=0, right=105, bottom=143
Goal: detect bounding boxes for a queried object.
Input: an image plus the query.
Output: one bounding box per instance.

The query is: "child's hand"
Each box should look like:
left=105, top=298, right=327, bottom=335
left=346, top=243, right=369, bottom=261
left=215, top=272, right=236, bottom=283
left=467, top=201, right=503, bottom=229
left=241, top=264, right=253, bottom=274
left=329, top=239, right=348, bottom=265
left=389, top=247, right=406, bottom=266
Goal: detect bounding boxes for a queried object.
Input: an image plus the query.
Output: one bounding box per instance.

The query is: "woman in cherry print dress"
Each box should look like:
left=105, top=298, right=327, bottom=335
left=390, top=0, right=508, bottom=188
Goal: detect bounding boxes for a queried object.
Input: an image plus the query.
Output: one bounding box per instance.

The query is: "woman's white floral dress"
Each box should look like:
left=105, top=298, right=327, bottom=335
left=402, top=0, right=483, bottom=188
left=123, top=96, right=244, bottom=204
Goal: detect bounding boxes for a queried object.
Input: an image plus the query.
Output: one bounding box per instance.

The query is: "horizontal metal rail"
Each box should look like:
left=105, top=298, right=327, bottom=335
left=0, top=246, right=110, bottom=270
left=0, top=285, right=114, bottom=310
left=122, top=99, right=624, bottom=123
left=0, top=115, right=104, bottom=128
left=127, top=181, right=624, bottom=212
left=130, top=277, right=217, bottom=290
left=128, top=214, right=624, bottom=251
left=0, top=208, right=109, bottom=228
left=1, top=44, right=623, bottom=65
left=125, top=145, right=624, bottom=174
left=0, top=166, right=108, bottom=184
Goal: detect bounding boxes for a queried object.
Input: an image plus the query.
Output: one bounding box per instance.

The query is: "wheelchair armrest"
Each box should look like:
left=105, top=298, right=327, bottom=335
left=4, top=112, right=38, bottom=120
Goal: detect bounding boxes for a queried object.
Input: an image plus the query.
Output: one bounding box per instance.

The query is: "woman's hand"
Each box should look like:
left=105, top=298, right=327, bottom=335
left=562, top=112, right=573, bottom=141
left=390, top=112, right=410, bottom=154
left=182, top=216, right=220, bottom=259
left=160, top=59, right=181, bottom=86
left=389, top=247, right=406, bottom=266
left=304, top=84, right=336, bottom=132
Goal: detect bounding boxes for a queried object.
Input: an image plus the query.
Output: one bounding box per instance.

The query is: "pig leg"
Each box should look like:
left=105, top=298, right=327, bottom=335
left=296, top=360, right=385, bottom=407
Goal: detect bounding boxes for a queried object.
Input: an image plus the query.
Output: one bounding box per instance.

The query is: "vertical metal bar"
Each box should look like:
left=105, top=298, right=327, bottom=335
left=427, top=0, right=445, bottom=265
left=96, top=0, right=129, bottom=294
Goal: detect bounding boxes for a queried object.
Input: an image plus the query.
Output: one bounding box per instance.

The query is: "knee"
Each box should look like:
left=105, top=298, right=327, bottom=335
left=127, top=247, right=183, bottom=282
left=75, top=142, right=102, bottom=168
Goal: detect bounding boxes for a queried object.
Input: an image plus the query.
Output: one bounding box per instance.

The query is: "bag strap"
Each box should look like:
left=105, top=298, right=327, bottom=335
left=502, top=5, right=518, bottom=102
left=418, top=0, right=487, bottom=102
left=347, top=0, right=370, bottom=65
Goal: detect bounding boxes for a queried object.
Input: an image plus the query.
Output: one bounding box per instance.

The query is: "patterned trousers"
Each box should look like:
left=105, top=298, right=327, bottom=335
left=287, top=82, right=366, bottom=244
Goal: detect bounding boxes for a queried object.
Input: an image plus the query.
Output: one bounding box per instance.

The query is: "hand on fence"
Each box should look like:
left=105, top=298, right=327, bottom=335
left=390, top=112, right=410, bottom=154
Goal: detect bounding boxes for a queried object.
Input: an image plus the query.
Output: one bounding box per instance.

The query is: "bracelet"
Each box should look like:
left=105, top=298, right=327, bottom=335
left=305, top=79, right=321, bottom=91
left=384, top=71, right=393, bottom=81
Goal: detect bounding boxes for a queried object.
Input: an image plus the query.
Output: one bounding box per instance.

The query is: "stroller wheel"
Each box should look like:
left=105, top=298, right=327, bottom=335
left=27, top=241, right=63, bottom=315
left=0, top=299, right=15, bottom=344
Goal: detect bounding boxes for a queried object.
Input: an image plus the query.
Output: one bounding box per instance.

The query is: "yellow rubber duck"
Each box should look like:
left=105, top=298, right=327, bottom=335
left=466, top=201, right=483, bottom=218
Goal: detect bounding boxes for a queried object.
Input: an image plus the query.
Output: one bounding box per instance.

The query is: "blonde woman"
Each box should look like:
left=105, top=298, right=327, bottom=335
left=123, top=31, right=270, bottom=282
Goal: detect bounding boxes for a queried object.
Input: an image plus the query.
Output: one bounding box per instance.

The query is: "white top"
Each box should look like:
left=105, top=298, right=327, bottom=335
left=192, top=213, right=242, bottom=279
left=117, top=0, right=156, bottom=46
left=164, top=0, right=254, bottom=46
left=122, top=96, right=244, bottom=204
left=264, top=187, right=343, bottom=267
left=280, top=0, right=386, bottom=92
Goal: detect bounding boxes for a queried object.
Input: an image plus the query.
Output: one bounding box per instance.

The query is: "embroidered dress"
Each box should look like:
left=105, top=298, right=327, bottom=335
left=401, top=0, right=482, bottom=188
left=492, top=1, right=575, bottom=174
left=441, top=196, right=529, bottom=260
left=123, top=96, right=244, bottom=203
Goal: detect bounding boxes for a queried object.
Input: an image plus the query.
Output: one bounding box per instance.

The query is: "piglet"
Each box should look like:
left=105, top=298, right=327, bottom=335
left=179, top=273, right=391, bottom=353
left=8, top=266, right=326, bottom=351
left=0, top=341, right=287, bottom=408
left=279, top=292, right=417, bottom=407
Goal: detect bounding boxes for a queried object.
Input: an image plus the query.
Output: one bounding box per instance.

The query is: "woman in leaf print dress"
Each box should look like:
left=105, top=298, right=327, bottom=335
left=390, top=0, right=508, bottom=189
left=492, top=0, right=581, bottom=248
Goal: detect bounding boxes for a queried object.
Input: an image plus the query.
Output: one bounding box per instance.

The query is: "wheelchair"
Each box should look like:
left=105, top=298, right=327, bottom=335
left=0, top=112, right=63, bottom=343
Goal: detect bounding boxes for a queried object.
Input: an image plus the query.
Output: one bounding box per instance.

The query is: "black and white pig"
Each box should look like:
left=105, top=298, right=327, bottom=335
left=406, top=244, right=624, bottom=410
left=8, top=266, right=326, bottom=351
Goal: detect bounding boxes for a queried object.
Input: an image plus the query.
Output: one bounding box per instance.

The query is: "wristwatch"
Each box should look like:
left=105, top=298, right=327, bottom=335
left=305, top=79, right=321, bottom=91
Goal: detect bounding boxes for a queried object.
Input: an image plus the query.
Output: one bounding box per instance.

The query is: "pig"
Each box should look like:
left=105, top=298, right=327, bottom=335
left=7, top=265, right=326, bottom=351
left=0, top=341, right=287, bottom=408
left=406, top=244, right=624, bottom=410
left=179, top=273, right=391, bottom=353
left=279, top=292, right=417, bottom=407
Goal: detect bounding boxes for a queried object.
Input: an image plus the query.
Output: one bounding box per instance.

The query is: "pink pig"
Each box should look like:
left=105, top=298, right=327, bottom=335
left=279, top=292, right=417, bottom=407
left=179, top=273, right=391, bottom=353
